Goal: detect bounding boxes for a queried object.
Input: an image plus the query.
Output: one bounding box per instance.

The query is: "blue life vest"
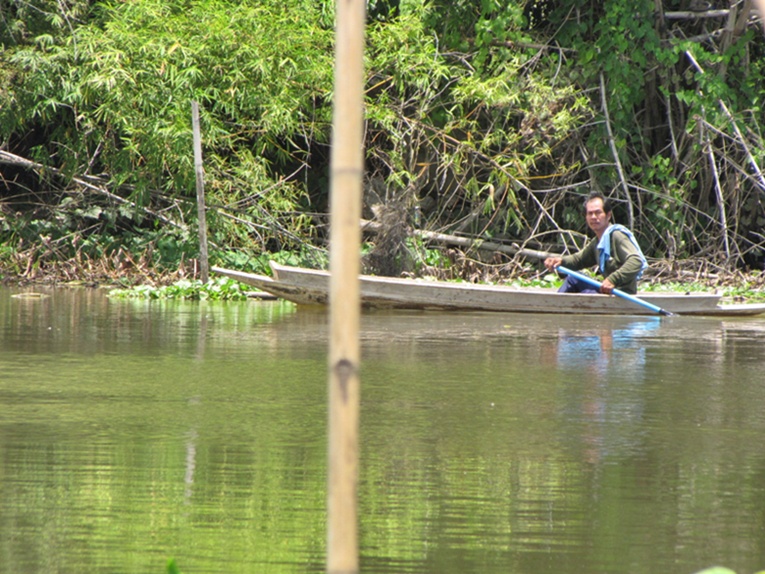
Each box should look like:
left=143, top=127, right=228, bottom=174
left=597, top=224, right=648, bottom=278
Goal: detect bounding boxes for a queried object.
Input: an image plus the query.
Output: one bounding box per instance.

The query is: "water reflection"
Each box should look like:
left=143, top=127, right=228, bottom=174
left=552, top=319, right=660, bottom=464
left=555, top=318, right=659, bottom=373
left=1, top=288, right=765, bottom=574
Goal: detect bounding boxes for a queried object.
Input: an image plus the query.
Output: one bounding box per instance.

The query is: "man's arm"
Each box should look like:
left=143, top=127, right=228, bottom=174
left=544, top=240, right=598, bottom=272
left=560, top=240, right=598, bottom=271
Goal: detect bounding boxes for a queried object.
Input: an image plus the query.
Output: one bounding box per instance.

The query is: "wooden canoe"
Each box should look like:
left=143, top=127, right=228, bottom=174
left=211, top=262, right=765, bottom=317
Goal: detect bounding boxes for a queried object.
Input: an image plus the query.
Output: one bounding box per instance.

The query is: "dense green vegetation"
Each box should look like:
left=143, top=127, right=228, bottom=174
left=1, top=0, right=764, bottom=285
left=107, top=275, right=250, bottom=300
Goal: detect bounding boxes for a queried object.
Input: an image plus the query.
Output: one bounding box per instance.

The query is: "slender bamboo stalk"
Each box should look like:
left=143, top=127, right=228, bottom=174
left=704, top=130, right=732, bottom=258
left=191, top=101, right=209, bottom=283
left=653, top=0, right=666, bottom=30
left=327, top=0, right=365, bottom=572
left=599, top=73, right=635, bottom=229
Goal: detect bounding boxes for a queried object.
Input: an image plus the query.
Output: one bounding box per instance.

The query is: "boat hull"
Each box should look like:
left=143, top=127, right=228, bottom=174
left=212, top=263, right=765, bottom=317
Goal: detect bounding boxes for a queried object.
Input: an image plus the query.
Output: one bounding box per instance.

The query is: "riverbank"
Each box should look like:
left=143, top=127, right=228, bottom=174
left=0, top=251, right=199, bottom=289
left=2, top=253, right=763, bottom=303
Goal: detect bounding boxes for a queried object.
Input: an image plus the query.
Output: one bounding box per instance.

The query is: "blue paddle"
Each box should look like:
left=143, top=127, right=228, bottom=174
left=556, top=265, right=675, bottom=317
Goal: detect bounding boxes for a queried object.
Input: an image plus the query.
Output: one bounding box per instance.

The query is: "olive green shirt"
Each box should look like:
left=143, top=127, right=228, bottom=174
left=560, top=228, right=644, bottom=294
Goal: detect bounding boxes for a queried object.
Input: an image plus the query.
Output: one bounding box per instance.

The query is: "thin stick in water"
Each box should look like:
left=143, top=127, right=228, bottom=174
left=191, top=101, right=209, bottom=283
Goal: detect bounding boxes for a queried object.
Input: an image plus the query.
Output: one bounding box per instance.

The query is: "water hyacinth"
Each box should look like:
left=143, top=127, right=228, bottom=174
left=108, top=276, right=248, bottom=300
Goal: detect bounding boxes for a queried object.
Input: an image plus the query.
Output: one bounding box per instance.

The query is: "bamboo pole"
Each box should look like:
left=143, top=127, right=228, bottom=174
left=327, top=0, right=365, bottom=572
left=191, top=101, right=210, bottom=283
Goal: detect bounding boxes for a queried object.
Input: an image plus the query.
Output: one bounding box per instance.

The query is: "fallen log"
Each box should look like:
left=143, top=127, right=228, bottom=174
left=360, top=218, right=553, bottom=261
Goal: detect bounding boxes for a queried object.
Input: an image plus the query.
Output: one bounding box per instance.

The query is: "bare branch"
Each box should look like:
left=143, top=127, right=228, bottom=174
left=0, top=150, right=185, bottom=231
left=664, top=9, right=731, bottom=19
left=599, top=73, right=634, bottom=228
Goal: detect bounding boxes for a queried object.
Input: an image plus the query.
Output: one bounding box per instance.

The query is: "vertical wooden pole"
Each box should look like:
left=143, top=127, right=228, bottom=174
left=327, top=0, right=365, bottom=573
left=191, top=101, right=209, bottom=284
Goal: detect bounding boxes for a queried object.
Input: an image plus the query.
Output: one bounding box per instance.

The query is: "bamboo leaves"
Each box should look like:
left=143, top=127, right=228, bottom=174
left=2, top=0, right=334, bottom=253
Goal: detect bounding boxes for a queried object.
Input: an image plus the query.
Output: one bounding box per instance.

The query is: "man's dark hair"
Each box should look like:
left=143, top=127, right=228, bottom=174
left=584, top=191, right=613, bottom=214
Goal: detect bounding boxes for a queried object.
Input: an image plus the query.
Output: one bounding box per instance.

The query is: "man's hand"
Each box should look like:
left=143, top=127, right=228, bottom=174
left=544, top=257, right=563, bottom=272
left=599, top=278, right=615, bottom=295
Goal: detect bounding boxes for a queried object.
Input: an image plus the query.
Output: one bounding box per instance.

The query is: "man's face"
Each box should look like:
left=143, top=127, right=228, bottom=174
left=585, top=198, right=611, bottom=236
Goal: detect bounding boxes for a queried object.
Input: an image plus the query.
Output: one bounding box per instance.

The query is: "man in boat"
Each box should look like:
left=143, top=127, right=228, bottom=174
left=544, top=192, right=647, bottom=295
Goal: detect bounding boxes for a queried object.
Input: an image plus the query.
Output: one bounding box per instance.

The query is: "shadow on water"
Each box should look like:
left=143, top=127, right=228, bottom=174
left=1, top=288, right=764, bottom=573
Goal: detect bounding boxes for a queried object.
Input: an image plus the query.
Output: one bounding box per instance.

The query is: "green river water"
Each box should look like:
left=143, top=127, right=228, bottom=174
left=1, top=287, right=764, bottom=573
